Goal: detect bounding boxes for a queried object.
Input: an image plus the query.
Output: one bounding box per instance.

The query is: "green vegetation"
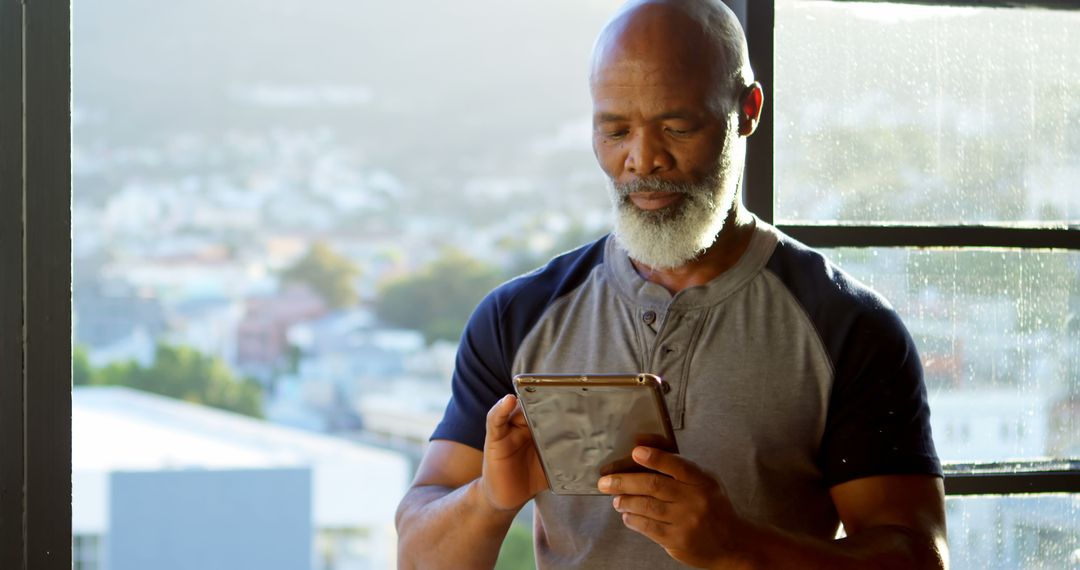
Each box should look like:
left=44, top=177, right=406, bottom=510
left=281, top=242, right=361, bottom=309
left=73, top=343, right=263, bottom=418
left=73, top=345, right=94, bottom=387
left=376, top=248, right=504, bottom=344
left=495, top=522, right=536, bottom=570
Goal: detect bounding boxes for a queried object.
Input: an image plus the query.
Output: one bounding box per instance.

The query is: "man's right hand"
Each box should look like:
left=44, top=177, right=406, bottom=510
left=481, top=394, right=549, bottom=512
left=395, top=396, right=547, bottom=569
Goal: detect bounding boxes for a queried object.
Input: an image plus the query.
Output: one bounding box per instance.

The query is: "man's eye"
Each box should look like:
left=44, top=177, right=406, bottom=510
left=605, top=130, right=628, bottom=140
left=665, top=127, right=692, bottom=137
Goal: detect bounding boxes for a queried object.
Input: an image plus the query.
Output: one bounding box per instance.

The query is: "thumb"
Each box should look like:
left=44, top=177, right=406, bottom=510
left=486, top=394, right=518, bottom=437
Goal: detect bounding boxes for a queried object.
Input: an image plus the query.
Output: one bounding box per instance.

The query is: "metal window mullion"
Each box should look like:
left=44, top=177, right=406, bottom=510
left=777, top=224, right=1080, bottom=250
left=743, top=0, right=775, bottom=225
left=945, top=471, right=1080, bottom=496
left=23, top=0, right=72, bottom=569
left=0, top=0, right=27, bottom=567
left=828, top=0, right=1080, bottom=11
left=944, top=461, right=1080, bottom=495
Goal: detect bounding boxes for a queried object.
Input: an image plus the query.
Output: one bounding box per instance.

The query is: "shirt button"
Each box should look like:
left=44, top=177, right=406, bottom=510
left=642, top=310, right=657, bottom=325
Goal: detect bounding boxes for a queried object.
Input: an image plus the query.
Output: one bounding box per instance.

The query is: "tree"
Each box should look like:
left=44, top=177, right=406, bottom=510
left=72, top=345, right=93, bottom=386
left=376, top=249, right=504, bottom=344
left=81, top=343, right=264, bottom=418
left=281, top=241, right=360, bottom=309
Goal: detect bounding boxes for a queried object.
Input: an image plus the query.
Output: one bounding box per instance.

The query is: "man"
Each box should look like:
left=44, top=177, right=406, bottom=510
left=395, top=1, right=948, bottom=568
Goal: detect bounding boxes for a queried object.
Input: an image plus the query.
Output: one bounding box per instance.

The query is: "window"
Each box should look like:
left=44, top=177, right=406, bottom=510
left=774, top=1, right=1080, bottom=226
left=5, top=1, right=1079, bottom=568
left=758, top=0, right=1080, bottom=565
left=66, top=2, right=620, bottom=569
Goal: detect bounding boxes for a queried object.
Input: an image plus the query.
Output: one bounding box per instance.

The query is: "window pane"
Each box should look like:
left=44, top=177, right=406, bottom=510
left=946, top=495, right=1080, bottom=569
left=824, top=248, right=1080, bottom=463
left=775, top=1, right=1080, bottom=224
left=72, top=2, right=621, bottom=569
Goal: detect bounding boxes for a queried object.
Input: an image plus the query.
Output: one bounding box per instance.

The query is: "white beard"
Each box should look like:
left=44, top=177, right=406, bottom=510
left=607, top=166, right=737, bottom=270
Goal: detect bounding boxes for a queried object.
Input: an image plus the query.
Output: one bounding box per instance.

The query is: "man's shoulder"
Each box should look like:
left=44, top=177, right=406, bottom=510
left=761, top=227, right=910, bottom=354
left=764, top=228, right=895, bottom=317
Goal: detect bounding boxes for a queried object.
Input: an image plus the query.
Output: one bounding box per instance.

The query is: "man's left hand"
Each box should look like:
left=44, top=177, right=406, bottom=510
left=598, top=446, right=752, bottom=569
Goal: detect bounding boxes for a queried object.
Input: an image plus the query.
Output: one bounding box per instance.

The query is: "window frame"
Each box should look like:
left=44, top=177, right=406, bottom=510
left=0, top=0, right=72, bottom=569
left=745, top=0, right=1080, bottom=495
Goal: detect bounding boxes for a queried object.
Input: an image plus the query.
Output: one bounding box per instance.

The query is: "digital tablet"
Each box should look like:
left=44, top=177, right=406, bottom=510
left=512, top=373, right=679, bottom=495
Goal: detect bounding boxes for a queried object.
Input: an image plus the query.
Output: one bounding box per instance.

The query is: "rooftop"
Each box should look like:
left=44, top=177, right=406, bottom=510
left=73, top=386, right=410, bottom=533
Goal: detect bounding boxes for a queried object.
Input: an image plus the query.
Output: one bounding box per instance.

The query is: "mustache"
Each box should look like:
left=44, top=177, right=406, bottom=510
left=611, top=177, right=696, bottom=198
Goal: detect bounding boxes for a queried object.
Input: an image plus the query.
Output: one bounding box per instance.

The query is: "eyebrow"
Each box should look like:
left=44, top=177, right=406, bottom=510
left=593, top=109, right=702, bottom=123
left=594, top=112, right=627, bottom=124
left=654, top=110, right=700, bottom=122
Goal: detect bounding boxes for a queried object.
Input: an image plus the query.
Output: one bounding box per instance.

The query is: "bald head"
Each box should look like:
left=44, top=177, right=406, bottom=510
left=591, top=0, right=753, bottom=113
left=588, top=1, right=764, bottom=270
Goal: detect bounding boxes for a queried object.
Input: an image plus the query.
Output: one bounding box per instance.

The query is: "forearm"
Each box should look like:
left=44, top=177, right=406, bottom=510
left=395, top=478, right=521, bottom=570
left=734, top=521, right=947, bottom=570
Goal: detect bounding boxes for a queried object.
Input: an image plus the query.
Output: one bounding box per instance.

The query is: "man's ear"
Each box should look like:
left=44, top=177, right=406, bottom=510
left=738, top=82, right=764, bottom=137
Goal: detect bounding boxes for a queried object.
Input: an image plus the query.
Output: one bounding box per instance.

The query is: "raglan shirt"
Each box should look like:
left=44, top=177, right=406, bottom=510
left=431, top=219, right=941, bottom=569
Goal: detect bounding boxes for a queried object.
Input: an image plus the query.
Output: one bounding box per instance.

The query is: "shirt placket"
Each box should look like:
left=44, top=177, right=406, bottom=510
left=644, top=308, right=698, bottom=430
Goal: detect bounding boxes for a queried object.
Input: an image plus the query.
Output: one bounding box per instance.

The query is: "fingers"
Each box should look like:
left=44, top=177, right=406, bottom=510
left=631, top=447, right=709, bottom=485
left=612, top=494, right=675, bottom=523
left=606, top=450, right=735, bottom=568
left=619, top=511, right=670, bottom=543
left=598, top=448, right=713, bottom=500
left=598, top=471, right=679, bottom=501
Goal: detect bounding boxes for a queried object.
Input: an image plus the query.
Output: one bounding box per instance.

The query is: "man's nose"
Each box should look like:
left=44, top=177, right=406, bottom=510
left=624, top=131, right=673, bottom=176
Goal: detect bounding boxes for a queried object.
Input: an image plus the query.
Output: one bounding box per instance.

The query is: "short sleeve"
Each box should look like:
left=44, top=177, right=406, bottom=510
left=819, top=307, right=943, bottom=486
left=429, top=291, right=514, bottom=451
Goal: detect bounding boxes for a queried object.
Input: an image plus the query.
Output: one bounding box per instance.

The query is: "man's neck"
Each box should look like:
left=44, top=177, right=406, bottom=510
left=630, top=206, right=756, bottom=295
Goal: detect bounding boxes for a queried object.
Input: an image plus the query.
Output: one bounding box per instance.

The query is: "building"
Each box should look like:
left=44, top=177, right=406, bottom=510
left=236, top=284, right=328, bottom=380
left=73, top=386, right=410, bottom=570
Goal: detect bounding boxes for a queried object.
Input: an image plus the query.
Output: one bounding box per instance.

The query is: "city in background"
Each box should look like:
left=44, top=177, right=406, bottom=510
left=72, top=1, right=1079, bottom=569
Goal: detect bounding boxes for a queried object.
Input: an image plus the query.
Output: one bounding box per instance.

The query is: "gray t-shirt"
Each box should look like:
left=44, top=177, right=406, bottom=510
left=432, top=220, right=941, bottom=569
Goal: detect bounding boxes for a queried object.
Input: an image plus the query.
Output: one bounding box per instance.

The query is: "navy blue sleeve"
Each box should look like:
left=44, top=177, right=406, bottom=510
left=767, top=237, right=942, bottom=486
left=429, top=289, right=514, bottom=450
left=819, top=304, right=942, bottom=486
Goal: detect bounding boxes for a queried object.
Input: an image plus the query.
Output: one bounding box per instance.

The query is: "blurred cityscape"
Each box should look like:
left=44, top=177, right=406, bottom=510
left=71, top=1, right=1079, bottom=569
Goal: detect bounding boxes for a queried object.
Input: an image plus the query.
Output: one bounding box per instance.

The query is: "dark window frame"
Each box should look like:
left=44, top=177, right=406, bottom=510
left=744, top=0, right=1080, bottom=495
left=0, top=0, right=72, bottom=569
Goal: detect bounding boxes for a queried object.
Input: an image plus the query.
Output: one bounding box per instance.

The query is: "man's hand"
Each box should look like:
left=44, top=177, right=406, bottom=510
left=481, top=394, right=549, bottom=512
left=598, top=446, right=749, bottom=569
left=395, top=399, right=547, bottom=570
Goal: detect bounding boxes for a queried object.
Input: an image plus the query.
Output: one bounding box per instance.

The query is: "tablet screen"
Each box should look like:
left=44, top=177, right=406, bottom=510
left=513, top=374, right=679, bottom=495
